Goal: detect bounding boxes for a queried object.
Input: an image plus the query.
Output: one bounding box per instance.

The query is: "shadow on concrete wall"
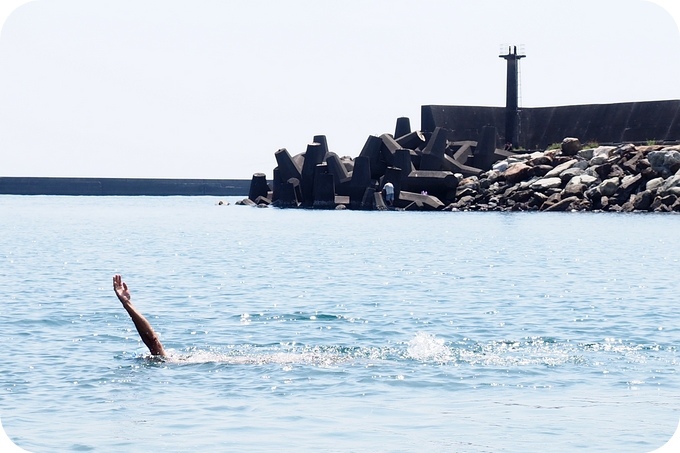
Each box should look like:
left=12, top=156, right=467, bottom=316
left=422, top=100, right=680, bottom=149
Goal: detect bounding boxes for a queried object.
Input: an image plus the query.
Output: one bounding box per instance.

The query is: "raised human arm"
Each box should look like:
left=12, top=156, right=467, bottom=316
left=113, top=274, right=166, bottom=357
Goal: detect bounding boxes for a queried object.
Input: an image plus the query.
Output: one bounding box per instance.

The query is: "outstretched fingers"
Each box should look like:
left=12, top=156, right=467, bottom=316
left=113, top=274, right=131, bottom=304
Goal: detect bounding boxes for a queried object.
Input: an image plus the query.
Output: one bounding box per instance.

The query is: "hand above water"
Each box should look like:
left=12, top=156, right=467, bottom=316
left=113, top=274, right=131, bottom=305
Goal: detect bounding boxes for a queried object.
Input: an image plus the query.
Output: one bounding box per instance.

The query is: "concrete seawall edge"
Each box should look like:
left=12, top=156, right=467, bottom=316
left=0, top=177, right=251, bottom=196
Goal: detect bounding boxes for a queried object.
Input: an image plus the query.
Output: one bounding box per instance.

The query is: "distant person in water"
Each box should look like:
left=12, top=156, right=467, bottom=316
left=113, top=274, right=167, bottom=357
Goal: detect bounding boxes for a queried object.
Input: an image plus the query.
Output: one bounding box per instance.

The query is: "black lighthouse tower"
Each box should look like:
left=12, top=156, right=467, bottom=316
left=499, top=45, right=526, bottom=148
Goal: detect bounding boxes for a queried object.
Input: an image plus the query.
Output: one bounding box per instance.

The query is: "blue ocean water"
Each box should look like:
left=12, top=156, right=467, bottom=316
left=0, top=195, right=678, bottom=452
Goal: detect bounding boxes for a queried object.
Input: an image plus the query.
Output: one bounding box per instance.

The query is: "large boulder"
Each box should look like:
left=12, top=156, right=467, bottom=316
left=527, top=154, right=553, bottom=166
left=455, top=176, right=479, bottom=198
left=578, top=147, right=595, bottom=160
left=561, top=137, right=582, bottom=156
left=619, top=174, right=643, bottom=193
left=530, top=177, right=562, bottom=191
left=597, top=177, right=620, bottom=197
left=449, top=195, right=475, bottom=210
left=545, top=158, right=579, bottom=178
left=559, top=167, right=584, bottom=184
left=648, top=149, right=680, bottom=177
left=565, top=174, right=597, bottom=196
left=650, top=194, right=678, bottom=212
left=503, top=163, right=533, bottom=185
left=492, top=160, right=510, bottom=172
left=543, top=196, right=579, bottom=212
left=589, top=146, right=616, bottom=166
left=532, top=165, right=553, bottom=177
left=646, top=177, right=665, bottom=192
left=660, top=174, right=680, bottom=195
left=620, top=149, right=646, bottom=174
left=563, top=178, right=587, bottom=196
left=632, top=190, right=654, bottom=211
left=457, top=176, right=480, bottom=191
left=592, top=163, right=613, bottom=180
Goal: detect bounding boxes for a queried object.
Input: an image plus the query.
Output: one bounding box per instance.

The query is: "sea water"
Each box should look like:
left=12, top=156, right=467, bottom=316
left=0, top=195, right=678, bottom=452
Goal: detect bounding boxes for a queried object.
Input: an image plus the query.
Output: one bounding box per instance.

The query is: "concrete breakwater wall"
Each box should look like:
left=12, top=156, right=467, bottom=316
left=422, top=100, right=680, bottom=150
left=243, top=100, right=680, bottom=212
left=244, top=132, right=680, bottom=212
left=0, top=177, right=250, bottom=196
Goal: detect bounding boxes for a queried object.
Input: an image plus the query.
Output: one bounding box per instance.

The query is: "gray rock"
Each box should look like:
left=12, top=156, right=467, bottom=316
left=574, top=160, right=590, bottom=170
left=504, top=152, right=532, bottom=165
left=633, top=190, right=654, bottom=211
left=487, top=170, right=503, bottom=183
left=607, top=203, right=623, bottom=212
left=545, top=159, right=579, bottom=178
left=532, top=165, right=554, bottom=177
left=544, top=196, right=579, bottom=212
left=613, top=143, right=637, bottom=156
left=541, top=192, right=563, bottom=208
left=564, top=176, right=583, bottom=190
left=660, top=194, right=679, bottom=207
left=530, top=177, right=563, bottom=191
left=527, top=155, right=553, bottom=166
left=648, top=149, right=680, bottom=177
left=560, top=167, right=584, bottom=184
left=561, top=137, right=582, bottom=156
left=607, top=164, right=625, bottom=179
left=621, top=197, right=636, bottom=212
left=452, top=195, right=475, bottom=209
left=563, top=182, right=586, bottom=196
left=458, top=176, right=479, bottom=190
left=619, top=174, right=642, bottom=193
left=667, top=187, right=680, bottom=197
left=595, top=145, right=617, bottom=155
left=646, top=177, right=664, bottom=191
left=487, top=182, right=503, bottom=193
left=660, top=175, right=680, bottom=194
left=578, top=174, right=598, bottom=186
left=492, top=160, right=509, bottom=172
left=585, top=167, right=600, bottom=178
left=456, top=187, right=477, bottom=198
left=589, top=155, right=608, bottom=166
left=597, top=177, right=620, bottom=197
left=592, top=163, right=613, bottom=180
left=518, top=176, right=541, bottom=190
left=620, top=150, right=645, bottom=173
left=578, top=147, right=595, bottom=160
left=584, top=186, right=600, bottom=200
left=588, top=146, right=616, bottom=166
left=650, top=195, right=675, bottom=212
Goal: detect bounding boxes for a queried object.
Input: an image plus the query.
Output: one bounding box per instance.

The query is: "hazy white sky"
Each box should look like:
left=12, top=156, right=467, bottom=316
left=0, top=0, right=679, bottom=179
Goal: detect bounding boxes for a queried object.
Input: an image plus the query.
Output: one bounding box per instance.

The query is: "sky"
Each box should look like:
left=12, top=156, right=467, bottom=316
left=0, top=0, right=679, bottom=180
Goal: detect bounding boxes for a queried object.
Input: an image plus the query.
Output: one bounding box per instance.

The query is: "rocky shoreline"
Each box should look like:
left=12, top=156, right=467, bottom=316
left=447, top=139, right=680, bottom=213
left=240, top=119, right=680, bottom=213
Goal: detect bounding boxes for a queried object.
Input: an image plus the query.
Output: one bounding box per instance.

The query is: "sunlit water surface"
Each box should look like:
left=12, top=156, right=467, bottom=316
left=1, top=195, right=678, bottom=452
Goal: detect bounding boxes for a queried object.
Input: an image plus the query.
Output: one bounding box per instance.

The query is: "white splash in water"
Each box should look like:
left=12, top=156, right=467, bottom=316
left=406, top=332, right=452, bottom=362
left=159, top=346, right=353, bottom=367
